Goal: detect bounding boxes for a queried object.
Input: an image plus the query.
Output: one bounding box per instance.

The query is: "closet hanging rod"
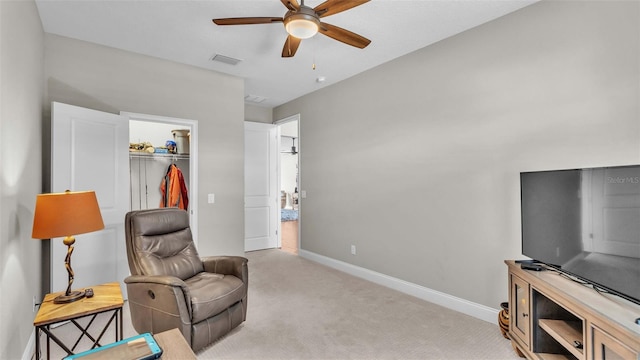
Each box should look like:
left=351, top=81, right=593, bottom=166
left=129, top=152, right=189, bottom=160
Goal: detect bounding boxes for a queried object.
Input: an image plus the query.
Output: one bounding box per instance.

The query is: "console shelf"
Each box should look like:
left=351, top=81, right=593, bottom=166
left=536, top=353, right=574, bottom=360
left=505, top=260, right=640, bottom=360
left=538, top=319, right=583, bottom=359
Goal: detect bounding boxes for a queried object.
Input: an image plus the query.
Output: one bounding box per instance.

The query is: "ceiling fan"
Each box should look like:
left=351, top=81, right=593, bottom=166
left=281, top=137, right=298, bottom=154
left=212, top=0, right=371, bottom=58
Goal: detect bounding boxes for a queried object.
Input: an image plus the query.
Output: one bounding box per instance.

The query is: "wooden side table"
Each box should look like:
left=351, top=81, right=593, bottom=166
left=33, top=282, right=124, bottom=360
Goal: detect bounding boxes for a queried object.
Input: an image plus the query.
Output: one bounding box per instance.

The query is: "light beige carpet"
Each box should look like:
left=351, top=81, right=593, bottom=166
left=39, top=249, right=520, bottom=359
left=200, top=249, right=519, bottom=359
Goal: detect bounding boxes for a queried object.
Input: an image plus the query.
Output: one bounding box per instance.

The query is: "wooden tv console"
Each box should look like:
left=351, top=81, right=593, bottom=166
left=505, top=260, right=640, bottom=359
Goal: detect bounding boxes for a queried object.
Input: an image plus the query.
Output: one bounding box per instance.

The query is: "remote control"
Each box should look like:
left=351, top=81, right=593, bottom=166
left=521, top=263, right=544, bottom=271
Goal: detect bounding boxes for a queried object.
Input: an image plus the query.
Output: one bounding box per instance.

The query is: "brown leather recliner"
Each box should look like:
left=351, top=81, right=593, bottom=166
left=124, top=208, right=248, bottom=352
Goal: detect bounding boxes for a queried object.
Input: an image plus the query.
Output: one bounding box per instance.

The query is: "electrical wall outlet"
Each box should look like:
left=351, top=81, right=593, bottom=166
left=351, top=245, right=356, bottom=255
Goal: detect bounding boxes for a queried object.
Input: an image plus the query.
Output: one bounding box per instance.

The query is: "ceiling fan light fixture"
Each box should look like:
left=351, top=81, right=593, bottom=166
left=213, top=0, right=371, bottom=58
left=284, top=8, right=319, bottom=39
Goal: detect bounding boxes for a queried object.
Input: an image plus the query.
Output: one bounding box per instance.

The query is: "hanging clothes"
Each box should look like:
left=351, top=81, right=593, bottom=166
left=160, top=163, right=189, bottom=210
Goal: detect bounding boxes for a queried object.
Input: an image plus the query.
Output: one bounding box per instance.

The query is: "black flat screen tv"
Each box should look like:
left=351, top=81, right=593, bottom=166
left=520, top=164, right=640, bottom=306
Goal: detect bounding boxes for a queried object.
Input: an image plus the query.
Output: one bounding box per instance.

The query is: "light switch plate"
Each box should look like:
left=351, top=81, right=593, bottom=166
left=208, top=193, right=215, bottom=204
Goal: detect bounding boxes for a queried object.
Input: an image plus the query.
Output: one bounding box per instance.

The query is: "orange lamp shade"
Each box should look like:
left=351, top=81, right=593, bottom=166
left=32, top=190, right=105, bottom=239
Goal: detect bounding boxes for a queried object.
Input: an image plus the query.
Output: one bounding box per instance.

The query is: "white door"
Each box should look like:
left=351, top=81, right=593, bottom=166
left=51, top=102, right=130, bottom=296
left=244, top=122, right=278, bottom=251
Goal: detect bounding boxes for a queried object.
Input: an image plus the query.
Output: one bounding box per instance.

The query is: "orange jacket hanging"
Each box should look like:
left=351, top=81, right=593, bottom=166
left=160, top=164, right=189, bottom=210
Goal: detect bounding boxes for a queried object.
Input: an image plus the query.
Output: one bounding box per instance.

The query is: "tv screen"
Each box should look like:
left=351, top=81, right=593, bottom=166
left=520, top=165, right=640, bottom=306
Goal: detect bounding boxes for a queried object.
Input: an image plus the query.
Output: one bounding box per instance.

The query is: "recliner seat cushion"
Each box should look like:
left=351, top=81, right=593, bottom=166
left=186, top=272, right=245, bottom=323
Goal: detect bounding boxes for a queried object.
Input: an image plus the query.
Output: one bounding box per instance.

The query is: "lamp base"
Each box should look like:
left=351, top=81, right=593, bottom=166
left=53, top=290, right=85, bottom=304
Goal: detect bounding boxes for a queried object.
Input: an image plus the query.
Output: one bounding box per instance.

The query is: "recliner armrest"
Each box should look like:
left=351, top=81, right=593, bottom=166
left=201, top=256, right=248, bottom=283
left=125, top=274, right=192, bottom=309
left=125, top=274, right=188, bottom=288
left=124, top=274, right=193, bottom=338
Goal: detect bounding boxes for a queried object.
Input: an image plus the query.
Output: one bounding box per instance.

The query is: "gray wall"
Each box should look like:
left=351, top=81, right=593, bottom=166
left=245, top=103, right=273, bottom=124
left=0, top=1, right=44, bottom=359
left=44, top=34, right=246, bottom=257
left=274, top=0, right=640, bottom=308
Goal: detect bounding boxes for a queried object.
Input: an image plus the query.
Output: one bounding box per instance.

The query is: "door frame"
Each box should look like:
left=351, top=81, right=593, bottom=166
left=275, top=114, right=301, bottom=252
left=121, top=112, right=199, bottom=246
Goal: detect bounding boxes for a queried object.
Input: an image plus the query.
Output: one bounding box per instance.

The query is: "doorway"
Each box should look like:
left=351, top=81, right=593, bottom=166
left=123, top=112, right=199, bottom=245
left=277, top=115, right=300, bottom=254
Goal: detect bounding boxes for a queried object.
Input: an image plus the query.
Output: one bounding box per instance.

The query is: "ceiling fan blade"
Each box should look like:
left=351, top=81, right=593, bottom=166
left=212, top=17, right=283, bottom=26
left=318, top=22, right=370, bottom=49
left=314, top=0, right=370, bottom=18
left=281, top=0, right=300, bottom=11
left=282, top=35, right=302, bottom=57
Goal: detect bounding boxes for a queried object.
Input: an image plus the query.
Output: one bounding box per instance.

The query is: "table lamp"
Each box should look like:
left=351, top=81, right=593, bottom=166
left=32, top=190, right=105, bottom=304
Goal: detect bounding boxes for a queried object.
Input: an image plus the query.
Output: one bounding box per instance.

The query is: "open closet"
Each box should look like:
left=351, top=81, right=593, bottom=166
left=128, top=114, right=197, bottom=240
left=129, top=119, right=192, bottom=211
left=130, top=154, right=189, bottom=210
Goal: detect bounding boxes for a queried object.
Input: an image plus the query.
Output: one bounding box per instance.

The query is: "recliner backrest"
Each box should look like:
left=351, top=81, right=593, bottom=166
left=125, top=208, right=204, bottom=280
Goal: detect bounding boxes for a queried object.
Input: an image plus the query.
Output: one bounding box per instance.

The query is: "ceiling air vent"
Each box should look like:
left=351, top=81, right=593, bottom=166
left=245, top=94, right=267, bottom=104
left=210, top=54, right=242, bottom=66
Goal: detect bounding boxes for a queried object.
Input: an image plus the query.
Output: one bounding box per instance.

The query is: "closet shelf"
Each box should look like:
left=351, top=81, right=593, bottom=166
left=129, top=152, right=189, bottom=160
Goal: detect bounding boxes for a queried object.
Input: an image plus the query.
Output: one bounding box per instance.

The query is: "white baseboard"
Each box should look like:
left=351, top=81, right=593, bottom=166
left=23, top=329, right=35, bottom=360
left=299, top=249, right=499, bottom=324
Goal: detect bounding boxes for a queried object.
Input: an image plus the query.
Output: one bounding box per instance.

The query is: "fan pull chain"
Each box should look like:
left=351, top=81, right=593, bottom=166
left=312, top=36, right=317, bottom=70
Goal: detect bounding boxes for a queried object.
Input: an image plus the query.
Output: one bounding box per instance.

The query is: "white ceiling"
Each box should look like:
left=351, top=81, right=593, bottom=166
left=35, top=0, right=538, bottom=108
